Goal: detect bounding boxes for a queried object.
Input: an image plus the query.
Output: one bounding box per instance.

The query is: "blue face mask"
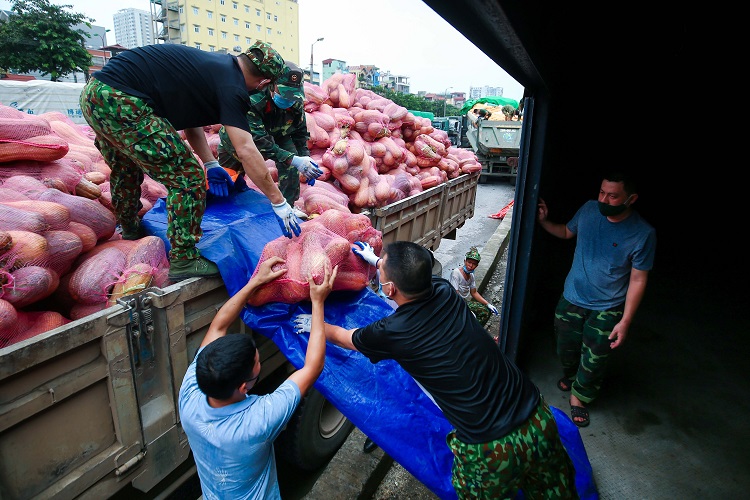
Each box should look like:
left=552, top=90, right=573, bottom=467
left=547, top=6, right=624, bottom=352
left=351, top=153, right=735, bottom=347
left=463, top=265, right=474, bottom=274
left=377, top=281, right=393, bottom=300
left=272, top=93, right=296, bottom=109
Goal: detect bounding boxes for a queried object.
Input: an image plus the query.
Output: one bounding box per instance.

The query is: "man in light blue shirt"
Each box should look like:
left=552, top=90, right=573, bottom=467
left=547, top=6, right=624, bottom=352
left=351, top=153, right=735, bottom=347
left=537, top=171, right=656, bottom=428
left=179, top=257, right=337, bottom=499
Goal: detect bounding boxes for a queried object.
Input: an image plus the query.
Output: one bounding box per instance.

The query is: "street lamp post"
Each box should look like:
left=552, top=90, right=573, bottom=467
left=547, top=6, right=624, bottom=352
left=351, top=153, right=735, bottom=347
left=310, top=37, right=324, bottom=85
left=444, top=87, right=453, bottom=117
left=94, top=29, right=110, bottom=65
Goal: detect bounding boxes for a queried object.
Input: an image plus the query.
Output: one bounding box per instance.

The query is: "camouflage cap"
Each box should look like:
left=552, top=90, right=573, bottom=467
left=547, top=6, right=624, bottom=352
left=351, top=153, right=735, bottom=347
left=465, top=246, right=481, bottom=262
left=276, top=61, right=304, bottom=101
left=245, top=41, right=285, bottom=81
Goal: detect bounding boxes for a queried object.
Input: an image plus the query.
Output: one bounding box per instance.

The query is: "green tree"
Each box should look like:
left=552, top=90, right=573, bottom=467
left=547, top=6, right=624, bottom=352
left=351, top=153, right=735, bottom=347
left=0, top=0, right=93, bottom=81
left=368, top=86, right=463, bottom=116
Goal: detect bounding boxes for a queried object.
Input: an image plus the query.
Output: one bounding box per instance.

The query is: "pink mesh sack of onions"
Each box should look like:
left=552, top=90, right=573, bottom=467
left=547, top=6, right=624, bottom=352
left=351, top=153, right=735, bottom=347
left=246, top=211, right=381, bottom=307
left=0, top=300, right=70, bottom=349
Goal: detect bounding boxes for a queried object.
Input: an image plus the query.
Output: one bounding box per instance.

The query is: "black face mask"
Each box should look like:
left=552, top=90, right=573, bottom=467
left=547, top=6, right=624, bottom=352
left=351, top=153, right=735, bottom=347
left=598, top=195, right=633, bottom=217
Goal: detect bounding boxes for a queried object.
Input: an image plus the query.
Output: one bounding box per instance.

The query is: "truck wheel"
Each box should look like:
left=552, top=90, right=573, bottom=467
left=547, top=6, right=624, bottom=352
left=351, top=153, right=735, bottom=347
left=275, top=387, right=354, bottom=471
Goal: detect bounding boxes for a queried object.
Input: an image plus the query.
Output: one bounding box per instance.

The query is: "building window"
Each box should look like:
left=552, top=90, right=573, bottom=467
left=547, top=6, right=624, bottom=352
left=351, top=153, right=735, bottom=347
left=256, top=8, right=260, bottom=16
left=232, top=2, right=238, bottom=9
left=209, top=45, right=216, bottom=52
left=195, top=42, right=201, bottom=49
left=179, top=6, right=184, bottom=14
left=245, top=37, right=251, bottom=45
left=273, top=15, right=277, bottom=22
left=221, top=31, right=227, bottom=39
left=256, top=24, right=261, bottom=32
left=266, top=13, right=270, bottom=20
left=192, top=7, right=199, bottom=15
left=220, top=0, right=225, bottom=4
left=194, top=25, right=200, bottom=33
left=220, top=14, right=226, bottom=22
left=234, top=34, right=239, bottom=41
left=245, top=21, right=250, bottom=28
left=208, top=28, right=214, bottom=35
left=207, top=11, right=213, bottom=19
left=266, top=27, right=271, bottom=35
left=244, top=5, right=249, bottom=13
left=233, top=18, right=238, bottom=25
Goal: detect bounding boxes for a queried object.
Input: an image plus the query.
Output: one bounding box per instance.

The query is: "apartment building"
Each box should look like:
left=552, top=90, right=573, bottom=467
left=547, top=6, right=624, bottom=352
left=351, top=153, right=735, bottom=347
left=114, top=8, right=154, bottom=49
left=468, top=85, right=504, bottom=99
left=150, top=0, right=300, bottom=64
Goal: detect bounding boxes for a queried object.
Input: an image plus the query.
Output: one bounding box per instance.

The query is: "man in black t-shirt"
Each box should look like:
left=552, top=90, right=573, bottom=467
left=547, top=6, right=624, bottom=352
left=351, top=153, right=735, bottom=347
left=320, top=241, right=578, bottom=499
left=80, top=42, right=304, bottom=281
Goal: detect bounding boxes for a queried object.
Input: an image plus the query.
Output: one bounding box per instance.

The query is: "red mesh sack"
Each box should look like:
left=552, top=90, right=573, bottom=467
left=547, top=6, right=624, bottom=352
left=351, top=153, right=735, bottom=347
left=0, top=135, right=69, bottom=163
left=67, top=246, right=127, bottom=305
left=33, top=188, right=116, bottom=241
left=1, top=230, right=50, bottom=270
left=0, top=298, right=18, bottom=346
left=44, top=230, right=84, bottom=277
left=0, top=310, right=70, bottom=348
left=1, top=199, right=70, bottom=230
left=0, top=158, right=85, bottom=194
left=107, top=262, right=161, bottom=306
left=247, top=211, right=381, bottom=307
left=0, top=203, right=50, bottom=233
left=0, top=265, right=59, bottom=309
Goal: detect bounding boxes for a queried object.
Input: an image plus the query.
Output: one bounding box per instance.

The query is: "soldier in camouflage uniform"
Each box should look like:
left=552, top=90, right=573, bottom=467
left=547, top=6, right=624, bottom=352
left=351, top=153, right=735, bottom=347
left=80, top=41, right=303, bottom=280
left=217, top=61, right=321, bottom=218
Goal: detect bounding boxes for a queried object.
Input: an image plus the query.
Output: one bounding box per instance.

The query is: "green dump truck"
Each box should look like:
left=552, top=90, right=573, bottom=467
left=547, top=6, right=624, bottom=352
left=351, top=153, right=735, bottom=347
left=466, top=113, right=522, bottom=185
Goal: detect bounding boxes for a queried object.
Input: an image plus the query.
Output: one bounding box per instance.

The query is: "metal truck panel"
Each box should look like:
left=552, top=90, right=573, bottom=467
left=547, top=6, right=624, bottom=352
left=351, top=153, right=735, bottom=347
left=367, top=184, right=445, bottom=251
left=367, top=173, right=479, bottom=251
left=440, top=172, right=479, bottom=240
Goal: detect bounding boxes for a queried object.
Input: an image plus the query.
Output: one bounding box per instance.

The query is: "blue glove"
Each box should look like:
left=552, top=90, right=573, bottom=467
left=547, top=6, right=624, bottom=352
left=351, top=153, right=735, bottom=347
left=352, top=241, right=380, bottom=267
left=291, top=156, right=323, bottom=186
left=233, top=173, right=250, bottom=194
left=293, top=314, right=312, bottom=335
left=272, top=200, right=302, bottom=238
left=487, top=303, right=499, bottom=315
left=205, top=160, right=233, bottom=197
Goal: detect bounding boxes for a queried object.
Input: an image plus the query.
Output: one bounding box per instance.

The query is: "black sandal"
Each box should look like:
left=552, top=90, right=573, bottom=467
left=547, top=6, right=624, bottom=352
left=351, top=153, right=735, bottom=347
left=557, top=377, right=573, bottom=392
left=570, top=405, right=590, bottom=427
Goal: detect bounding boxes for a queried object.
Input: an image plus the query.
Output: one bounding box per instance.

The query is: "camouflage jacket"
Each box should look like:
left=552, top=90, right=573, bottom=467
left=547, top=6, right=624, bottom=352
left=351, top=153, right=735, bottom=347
left=218, top=90, right=310, bottom=166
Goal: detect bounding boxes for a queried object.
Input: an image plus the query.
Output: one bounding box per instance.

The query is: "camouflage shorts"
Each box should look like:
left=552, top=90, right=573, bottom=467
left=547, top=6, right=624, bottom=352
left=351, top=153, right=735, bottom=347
left=447, top=398, right=578, bottom=499
left=79, top=78, right=207, bottom=260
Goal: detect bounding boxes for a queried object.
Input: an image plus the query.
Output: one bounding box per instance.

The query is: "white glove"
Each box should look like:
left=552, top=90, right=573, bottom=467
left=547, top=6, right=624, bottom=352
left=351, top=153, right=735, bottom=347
left=487, top=303, right=499, bottom=315
left=291, top=155, right=323, bottom=185
left=271, top=201, right=302, bottom=238
left=352, top=241, right=380, bottom=267
left=293, top=314, right=312, bottom=335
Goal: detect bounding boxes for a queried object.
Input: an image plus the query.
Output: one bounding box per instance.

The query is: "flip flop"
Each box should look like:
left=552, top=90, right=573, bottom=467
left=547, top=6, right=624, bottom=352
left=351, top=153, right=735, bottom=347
left=557, top=377, right=573, bottom=392
left=570, top=405, right=590, bottom=427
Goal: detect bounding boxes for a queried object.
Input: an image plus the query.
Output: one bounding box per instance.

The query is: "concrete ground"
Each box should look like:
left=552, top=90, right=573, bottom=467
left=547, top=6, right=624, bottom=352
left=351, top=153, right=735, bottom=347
left=304, top=206, right=750, bottom=498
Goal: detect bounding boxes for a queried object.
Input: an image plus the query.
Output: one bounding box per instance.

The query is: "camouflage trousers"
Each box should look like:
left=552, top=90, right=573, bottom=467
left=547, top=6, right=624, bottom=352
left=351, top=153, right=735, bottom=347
left=79, top=78, right=206, bottom=260
left=218, top=134, right=302, bottom=206
left=554, top=295, right=624, bottom=404
left=447, top=398, right=578, bottom=499
left=467, top=299, right=491, bottom=326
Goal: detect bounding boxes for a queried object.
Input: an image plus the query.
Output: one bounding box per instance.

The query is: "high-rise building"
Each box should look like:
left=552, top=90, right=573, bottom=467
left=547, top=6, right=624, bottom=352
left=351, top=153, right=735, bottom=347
left=150, top=0, right=300, bottom=65
left=469, top=86, right=504, bottom=99
left=114, top=8, right=154, bottom=49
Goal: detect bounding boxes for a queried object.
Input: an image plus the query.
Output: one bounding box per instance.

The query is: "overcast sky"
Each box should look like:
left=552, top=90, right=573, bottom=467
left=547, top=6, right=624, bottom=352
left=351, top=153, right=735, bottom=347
left=0, top=0, right=524, bottom=99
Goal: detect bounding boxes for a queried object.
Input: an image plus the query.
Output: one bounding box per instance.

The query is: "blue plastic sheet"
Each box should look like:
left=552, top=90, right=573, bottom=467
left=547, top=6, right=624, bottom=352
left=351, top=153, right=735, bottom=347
left=143, top=190, right=597, bottom=499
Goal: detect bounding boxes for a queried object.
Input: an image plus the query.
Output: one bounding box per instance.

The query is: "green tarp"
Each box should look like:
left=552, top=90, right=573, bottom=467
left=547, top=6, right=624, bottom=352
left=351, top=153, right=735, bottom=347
left=460, top=96, right=519, bottom=115
left=408, top=109, right=435, bottom=120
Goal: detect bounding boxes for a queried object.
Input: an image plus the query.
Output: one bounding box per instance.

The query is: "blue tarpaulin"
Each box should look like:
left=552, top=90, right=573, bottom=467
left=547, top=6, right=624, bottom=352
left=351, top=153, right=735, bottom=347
left=143, top=190, right=597, bottom=499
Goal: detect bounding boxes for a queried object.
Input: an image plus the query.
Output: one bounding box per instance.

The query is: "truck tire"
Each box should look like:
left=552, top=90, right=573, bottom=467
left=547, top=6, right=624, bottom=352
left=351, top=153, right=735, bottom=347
left=275, top=387, right=354, bottom=471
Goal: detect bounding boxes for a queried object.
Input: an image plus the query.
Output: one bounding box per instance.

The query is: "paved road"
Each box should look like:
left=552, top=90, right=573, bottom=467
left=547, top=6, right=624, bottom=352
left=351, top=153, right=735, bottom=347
left=433, top=179, right=515, bottom=278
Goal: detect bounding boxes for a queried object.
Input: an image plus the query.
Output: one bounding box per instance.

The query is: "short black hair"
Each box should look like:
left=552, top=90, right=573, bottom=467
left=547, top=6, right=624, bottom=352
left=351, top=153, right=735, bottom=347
left=382, top=241, right=432, bottom=299
left=603, top=171, right=637, bottom=196
left=196, top=334, right=257, bottom=399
